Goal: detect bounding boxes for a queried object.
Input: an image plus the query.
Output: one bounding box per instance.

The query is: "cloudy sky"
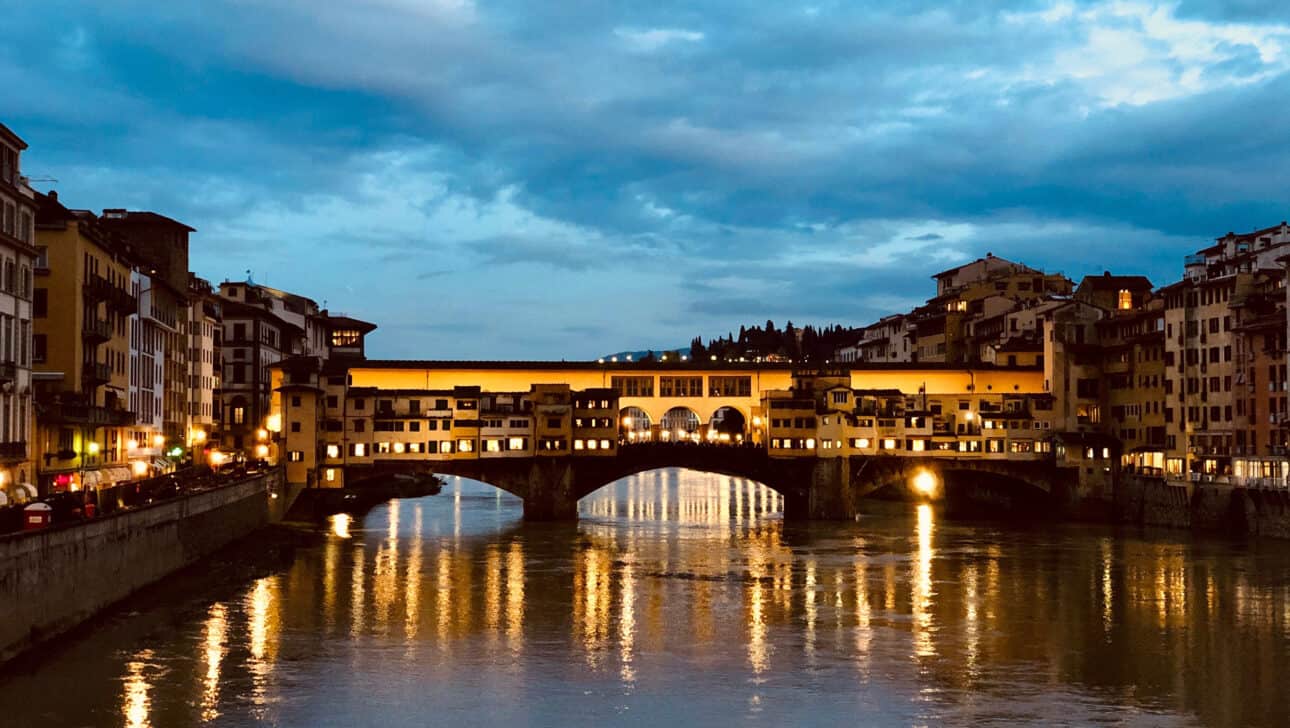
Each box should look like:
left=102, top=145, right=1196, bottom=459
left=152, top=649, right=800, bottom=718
left=4, top=1, right=1289, bottom=358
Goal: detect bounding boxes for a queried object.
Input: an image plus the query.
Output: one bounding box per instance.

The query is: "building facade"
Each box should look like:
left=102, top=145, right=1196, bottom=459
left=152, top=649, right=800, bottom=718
left=0, top=124, right=37, bottom=498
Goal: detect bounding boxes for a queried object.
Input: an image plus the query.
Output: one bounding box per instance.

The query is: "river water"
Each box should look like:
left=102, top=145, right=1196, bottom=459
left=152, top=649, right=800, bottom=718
left=3, top=469, right=1290, bottom=727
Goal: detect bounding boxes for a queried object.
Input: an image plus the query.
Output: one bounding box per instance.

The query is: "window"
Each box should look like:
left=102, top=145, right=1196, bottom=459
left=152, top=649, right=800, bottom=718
left=611, top=376, right=654, bottom=397
left=287, top=451, right=304, bottom=462
left=325, top=468, right=336, bottom=482
left=291, top=422, right=301, bottom=433
left=659, top=376, right=703, bottom=397
left=291, top=396, right=302, bottom=407
left=709, top=376, right=752, bottom=397
left=326, top=444, right=340, bottom=458
left=33, top=288, right=46, bottom=317
left=33, top=334, right=46, bottom=363
left=232, top=406, right=245, bottom=424
left=1118, top=289, right=1132, bottom=310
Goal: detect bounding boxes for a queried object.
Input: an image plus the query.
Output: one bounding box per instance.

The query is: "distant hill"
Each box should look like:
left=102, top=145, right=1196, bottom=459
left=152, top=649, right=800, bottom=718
left=598, top=347, right=688, bottom=362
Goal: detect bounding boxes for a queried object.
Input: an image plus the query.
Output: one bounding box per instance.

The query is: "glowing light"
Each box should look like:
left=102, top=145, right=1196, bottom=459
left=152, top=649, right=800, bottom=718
left=330, top=513, right=352, bottom=539
left=265, top=414, right=282, bottom=433
left=964, top=411, right=975, bottom=422
left=209, top=451, right=226, bottom=467
left=752, top=416, right=762, bottom=427
left=126, top=439, right=139, bottom=450
left=131, top=460, right=148, bottom=477
left=913, top=469, right=937, bottom=497
left=621, top=416, right=633, bottom=427
left=255, top=444, right=269, bottom=458
left=152, top=434, right=165, bottom=448
left=87, top=441, right=100, bottom=455
left=256, top=428, right=268, bottom=441
left=193, top=430, right=207, bottom=444
left=393, top=442, right=406, bottom=454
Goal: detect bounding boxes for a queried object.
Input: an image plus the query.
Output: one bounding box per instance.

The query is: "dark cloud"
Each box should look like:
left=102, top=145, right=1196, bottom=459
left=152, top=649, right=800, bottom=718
left=3, top=1, right=1288, bottom=358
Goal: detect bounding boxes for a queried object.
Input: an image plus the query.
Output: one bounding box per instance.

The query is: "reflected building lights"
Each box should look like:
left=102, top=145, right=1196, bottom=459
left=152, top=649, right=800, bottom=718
left=912, top=503, right=936, bottom=659
left=506, top=542, right=525, bottom=653
left=804, top=559, right=818, bottom=665
left=245, top=576, right=279, bottom=716
left=200, top=603, right=228, bottom=722
left=405, top=505, right=423, bottom=645
left=855, top=560, right=872, bottom=679
left=121, top=649, right=154, bottom=728
left=619, top=562, right=637, bottom=685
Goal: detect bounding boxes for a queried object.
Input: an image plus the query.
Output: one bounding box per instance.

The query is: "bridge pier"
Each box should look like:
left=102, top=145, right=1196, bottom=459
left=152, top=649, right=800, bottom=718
left=522, top=460, right=579, bottom=521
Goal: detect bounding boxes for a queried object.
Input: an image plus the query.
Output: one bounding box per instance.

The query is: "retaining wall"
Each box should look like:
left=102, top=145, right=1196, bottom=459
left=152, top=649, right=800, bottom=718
left=0, top=470, right=284, bottom=663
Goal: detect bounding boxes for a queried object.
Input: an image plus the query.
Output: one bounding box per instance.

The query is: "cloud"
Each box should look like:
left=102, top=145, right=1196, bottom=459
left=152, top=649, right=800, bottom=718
left=4, top=1, right=1288, bottom=358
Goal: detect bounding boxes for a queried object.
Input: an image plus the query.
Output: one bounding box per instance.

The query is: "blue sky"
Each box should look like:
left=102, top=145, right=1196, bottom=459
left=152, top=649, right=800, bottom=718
left=4, top=1, right=1289, bottom=358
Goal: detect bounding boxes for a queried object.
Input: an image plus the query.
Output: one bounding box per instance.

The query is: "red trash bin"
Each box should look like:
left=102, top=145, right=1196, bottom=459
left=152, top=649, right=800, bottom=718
left=23, top=503, right=53, bottom=531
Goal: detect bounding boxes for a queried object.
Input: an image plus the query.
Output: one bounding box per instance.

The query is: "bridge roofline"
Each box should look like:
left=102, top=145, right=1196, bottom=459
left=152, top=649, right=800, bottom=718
left=344, top=359, right=1043, bottom=373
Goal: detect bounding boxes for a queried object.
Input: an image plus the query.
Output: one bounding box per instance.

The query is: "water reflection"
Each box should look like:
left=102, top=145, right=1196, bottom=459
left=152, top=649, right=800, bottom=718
left=6, top=469, right=1290, bottom=727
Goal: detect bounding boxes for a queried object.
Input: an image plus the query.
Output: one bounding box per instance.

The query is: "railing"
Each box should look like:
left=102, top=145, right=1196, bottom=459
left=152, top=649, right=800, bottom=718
left=0, top=441, right=25, bottom=460
left=39, top=401, right=136, bottom=426
left=82, top=362, right=112, bottom=385
left=82, top=318, right=113, bottom=343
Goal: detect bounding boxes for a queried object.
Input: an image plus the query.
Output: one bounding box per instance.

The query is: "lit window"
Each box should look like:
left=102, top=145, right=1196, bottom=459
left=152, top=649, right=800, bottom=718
left=854, top=438, right=870, bottom=448
left=574, top=439, right=585, bottom=450
left=353, top=443, right=366, bottom=457
left=882, top=438, right=897, bottom=450
left=325, top=468, right=336, bottom=481
left=600, top=439, right=611, bottom=450
left=408, top=443, right=421, bottom=453
left=805, top=438, right=816, bottom=449
left=586, top=439, right=598, bottom=450
left=508, top=437, right=525, bottom=450
left=393, top=442, right=405, bottom=454
left=458, top=439, right=474, bottom=453
left=909, top=439, right=926, bottom=452
left=1118, top=289, right=1132, bottom=310
left=485, top=439, right=501, bottom=453
left=326, top=444, right=339, bottom=458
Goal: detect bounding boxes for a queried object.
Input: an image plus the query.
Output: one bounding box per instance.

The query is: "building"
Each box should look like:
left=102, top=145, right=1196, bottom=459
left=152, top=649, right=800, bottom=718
left=186, top=275, right=221, bottom=453
left=0, top=123, right=38, bottom=498
left=32, top=191, right=137, bottom=494
left=100, top=209, right=195, bottom=449
left=126, top=268, right=167, bottom=473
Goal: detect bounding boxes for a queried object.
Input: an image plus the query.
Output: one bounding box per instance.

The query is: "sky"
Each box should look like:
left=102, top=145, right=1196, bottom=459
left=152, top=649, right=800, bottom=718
left=4, top=1, right=1289, bottom=359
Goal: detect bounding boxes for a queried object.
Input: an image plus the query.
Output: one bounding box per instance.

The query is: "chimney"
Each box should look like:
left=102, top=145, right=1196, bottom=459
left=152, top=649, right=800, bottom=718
left=48, top=190, right=57, bottom=202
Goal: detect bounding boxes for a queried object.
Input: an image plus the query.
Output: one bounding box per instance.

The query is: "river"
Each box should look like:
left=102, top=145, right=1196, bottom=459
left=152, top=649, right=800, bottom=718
left=2, top=469, right=1289, bottom=727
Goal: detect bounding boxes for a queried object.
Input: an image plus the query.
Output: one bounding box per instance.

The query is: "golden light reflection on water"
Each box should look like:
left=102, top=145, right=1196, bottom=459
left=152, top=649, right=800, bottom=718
left=506, top=542, right=526, bottom=654
left=200, top=603, right=228, bottom=722
left=121, top=649, right=154, bottom=728
left=245, top=576, right=280, bottom=716
left=912, top=503, right=936, bottom=659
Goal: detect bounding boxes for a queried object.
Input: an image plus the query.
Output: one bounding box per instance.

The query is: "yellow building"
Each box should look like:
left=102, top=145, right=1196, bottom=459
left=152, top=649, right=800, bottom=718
left=33, top=191, right=137, bottom=493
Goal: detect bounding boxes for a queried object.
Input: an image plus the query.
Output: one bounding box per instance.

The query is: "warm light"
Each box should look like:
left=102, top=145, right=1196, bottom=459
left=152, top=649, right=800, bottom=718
left=152, top=434, right=165, bottom=448
left=131, top=460, right=149, bottom=476
left=87, top=442, right=100, bottom=455
left=805, top=438, right=816, bottom=449
left=621, top=416, right=633, bottom=427
left=209, top=451, right=226, bottom=467
left=330, top=513, right=352, bottom=539
left=752, top=416, right=762, bottom=427
left=194, top=430, right=207, bottom=444
left=126, top=439, right=139, bottom=450
left=255, top=444, right=269, bottom=458
left=913, top=469, right=938, bottom=497
left=325, top=468, right=336, bottom=482
left=265, top=414, right=282, bottom=433
left=326, top=444, right=340, bottom=458
left=964, top=411, right=975, bottom=422
left=675, top=429, right=686, bottom=439
left=256, top=428, right=269, bottom=441
left=393, top=442, right=406, bottom=454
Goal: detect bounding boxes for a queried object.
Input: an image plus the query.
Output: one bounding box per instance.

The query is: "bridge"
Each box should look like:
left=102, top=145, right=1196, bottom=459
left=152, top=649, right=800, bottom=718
left=272, top=359, right=1105, bottom=521
left=345, top=442, right=1083, bottom=520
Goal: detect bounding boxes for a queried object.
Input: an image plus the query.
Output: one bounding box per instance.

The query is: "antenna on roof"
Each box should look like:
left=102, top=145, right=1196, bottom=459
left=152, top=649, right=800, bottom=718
left=246, top=269, right=255, bottom=285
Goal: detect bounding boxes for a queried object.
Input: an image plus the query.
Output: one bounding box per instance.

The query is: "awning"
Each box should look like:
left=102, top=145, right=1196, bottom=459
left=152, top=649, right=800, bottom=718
left=82, top=471, right=101, bottom=488
left=0, top=492, right=8, bottom=506
left=108, top=467, right=133, bottom=484
left=17, top=483, right=36, bottom=499
left=152, top=458, right=171, bottom=471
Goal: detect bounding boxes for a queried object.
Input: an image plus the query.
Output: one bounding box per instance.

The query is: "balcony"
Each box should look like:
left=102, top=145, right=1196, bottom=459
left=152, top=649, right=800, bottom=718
left=0, top=362, right=14, bottom=383
left=0, top=440, right=25, bottom=462
left=82, top=362, right=112, bottom=386
left=83, top=274, right=138, bottom=314
left=82, top=317, right=113, bottom=343
left=38, top=399, right=136, bottom=427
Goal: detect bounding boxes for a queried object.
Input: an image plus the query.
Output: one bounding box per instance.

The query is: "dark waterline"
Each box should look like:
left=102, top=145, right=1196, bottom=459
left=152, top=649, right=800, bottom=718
left=2, top=469, right=1289, bottom=727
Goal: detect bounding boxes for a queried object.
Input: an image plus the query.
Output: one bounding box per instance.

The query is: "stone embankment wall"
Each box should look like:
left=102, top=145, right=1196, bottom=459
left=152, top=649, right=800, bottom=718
left=1116, top=476, right=1290, bottom=539
left=0, top=470, right=286, bottom=663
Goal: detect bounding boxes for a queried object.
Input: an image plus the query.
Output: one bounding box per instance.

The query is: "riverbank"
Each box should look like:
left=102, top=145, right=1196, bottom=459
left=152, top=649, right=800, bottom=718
left=1116, top=475, right=1290, bottom=539
left=0, top=470, right=290, bottom=663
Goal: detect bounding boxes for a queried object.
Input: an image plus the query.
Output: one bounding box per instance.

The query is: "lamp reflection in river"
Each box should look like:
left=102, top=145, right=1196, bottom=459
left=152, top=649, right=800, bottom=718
left=912, top=503, right=936, bottom=659
left=121, top=649, right=154, bottom=728
left=619, top=562, right=637, bottom=685
left=855, top=559, right=872, bottom=679
left=245, top=576, right=280, bottom=717
left=405, top=505, right=423, bottom=646
left=804, top=559, right=818, bottom=666
left=200, top=603, right=228, bottom=722
left=506, top=542, right=525, bottom=654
